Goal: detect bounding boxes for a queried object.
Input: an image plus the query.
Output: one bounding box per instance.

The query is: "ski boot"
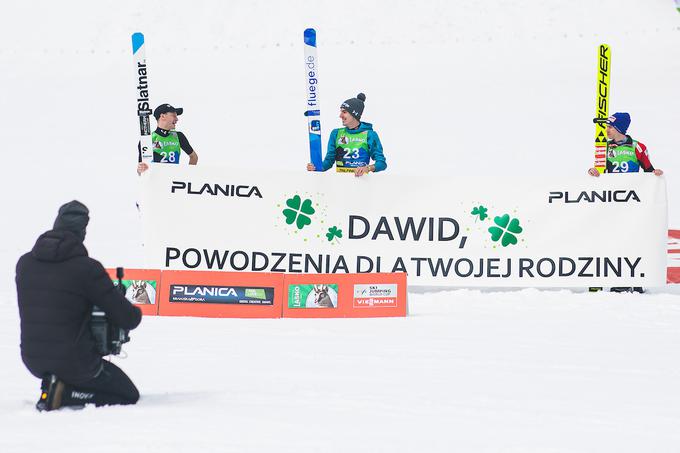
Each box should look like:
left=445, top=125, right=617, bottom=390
left=36, top=375, right=65, bottom=412
left=610, top=287, right=633, bottom=293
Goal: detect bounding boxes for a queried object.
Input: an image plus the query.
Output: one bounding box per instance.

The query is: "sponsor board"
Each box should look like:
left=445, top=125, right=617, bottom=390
left=169, top=284, right=274, bottom=305
left=106, top=269, right=161, bottom=315
left=113, top=279, right=158, bottom=305
left=288, top=284, right=339, bottom=308
left=353, top=284, right=398, bottom=308
left=141, top=166, right=667, bottom=287
left=157, top=271, right=284, bottom=318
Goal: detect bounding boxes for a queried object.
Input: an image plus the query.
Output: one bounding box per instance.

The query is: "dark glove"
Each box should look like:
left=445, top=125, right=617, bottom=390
left=335, top=146, right=344, bottom=161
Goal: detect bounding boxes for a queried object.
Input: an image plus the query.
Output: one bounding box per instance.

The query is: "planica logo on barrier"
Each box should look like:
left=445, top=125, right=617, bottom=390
left=288, top=284, right=338, bottom=308
left=353, top=284, right=398, bottom=308
left=171, top=181, right=263, bottom=198
left=170, top=285, right=274, bottom=305
left=548, top=190, right=640, bottom=204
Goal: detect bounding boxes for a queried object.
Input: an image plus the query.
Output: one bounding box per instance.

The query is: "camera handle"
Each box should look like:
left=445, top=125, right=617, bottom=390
left=116, top=267, right=125, bottom=296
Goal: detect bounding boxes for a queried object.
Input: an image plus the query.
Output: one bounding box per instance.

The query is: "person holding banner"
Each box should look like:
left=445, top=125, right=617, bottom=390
left=587, top=112, right=663, bottom=294
left=306, top=93, right=387, bottom=177
left=587, top=113, right=663, bottom=177
left=137, top=103, right=198, bottom=175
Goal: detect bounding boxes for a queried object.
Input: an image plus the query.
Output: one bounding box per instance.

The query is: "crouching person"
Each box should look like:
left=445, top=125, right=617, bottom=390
left=15, top=201, right=142, bottom=411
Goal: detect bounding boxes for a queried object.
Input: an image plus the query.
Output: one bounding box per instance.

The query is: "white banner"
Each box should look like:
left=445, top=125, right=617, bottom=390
left=140, top=166, right=668, bottom=287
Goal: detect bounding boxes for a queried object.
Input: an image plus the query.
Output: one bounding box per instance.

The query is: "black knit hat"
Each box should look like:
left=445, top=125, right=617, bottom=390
left=341, top=93, right=366, bottom=120
left=53, top=200, right=89, bottom=242
left=153, top=104, right=184, bottom=120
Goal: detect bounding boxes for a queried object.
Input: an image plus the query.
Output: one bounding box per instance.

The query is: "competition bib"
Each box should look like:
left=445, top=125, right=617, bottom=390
left=607, top=141, right=640, bottom=173
left=152, top=131, right=181, bottom=164
left=335, top=129, right=369, bottom=173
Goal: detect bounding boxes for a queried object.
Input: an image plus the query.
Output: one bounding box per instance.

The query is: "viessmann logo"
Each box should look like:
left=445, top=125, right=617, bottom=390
left=548, top=190, right=640, bottom=204
left=353, top=284, right=398, bottom=308
left=171, top=181, right=263, bottom=198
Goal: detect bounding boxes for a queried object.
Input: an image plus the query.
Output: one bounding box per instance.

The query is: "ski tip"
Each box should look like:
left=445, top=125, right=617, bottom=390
left=132, top=32, right=145, bottom=53
left=304, top=28, right=317, bottom=46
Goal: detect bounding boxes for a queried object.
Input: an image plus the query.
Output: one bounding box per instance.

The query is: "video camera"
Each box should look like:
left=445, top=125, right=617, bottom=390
left=90, top=267, right=131, bottom=356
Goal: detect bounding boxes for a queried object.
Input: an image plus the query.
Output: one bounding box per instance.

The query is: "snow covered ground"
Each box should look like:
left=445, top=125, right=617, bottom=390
left=1, top=1, right=680, bottom=451
left=1, top=287, right=680, bottom=452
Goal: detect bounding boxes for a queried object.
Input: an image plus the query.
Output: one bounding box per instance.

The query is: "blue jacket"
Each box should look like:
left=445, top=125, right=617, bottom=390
left=321, top=122, right=387, bottom=172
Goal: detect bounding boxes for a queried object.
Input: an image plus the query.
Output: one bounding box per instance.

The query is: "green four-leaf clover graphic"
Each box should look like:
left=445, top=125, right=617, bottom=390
left=282, top=195, right=315, bottom=230
left=488, top=214, right=523, bottom=247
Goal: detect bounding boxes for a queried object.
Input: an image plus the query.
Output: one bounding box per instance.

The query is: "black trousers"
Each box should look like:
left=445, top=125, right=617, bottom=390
left=62, top=360, right=139, bottom=407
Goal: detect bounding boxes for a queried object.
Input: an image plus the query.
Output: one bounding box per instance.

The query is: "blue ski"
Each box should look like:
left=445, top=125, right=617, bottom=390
left=304, top=28, right=323, bottom=170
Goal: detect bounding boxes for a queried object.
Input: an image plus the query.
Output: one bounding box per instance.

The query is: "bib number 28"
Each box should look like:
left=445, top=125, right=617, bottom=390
left=160, top=151, right=177, bottom=163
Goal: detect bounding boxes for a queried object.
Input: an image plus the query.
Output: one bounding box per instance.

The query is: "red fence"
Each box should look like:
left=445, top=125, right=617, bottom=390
left=105, top=269, right=408, bottom=318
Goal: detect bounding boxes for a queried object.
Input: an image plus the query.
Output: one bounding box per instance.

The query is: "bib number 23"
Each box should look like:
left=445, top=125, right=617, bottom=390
left=343, top=148, right=361, bottom=159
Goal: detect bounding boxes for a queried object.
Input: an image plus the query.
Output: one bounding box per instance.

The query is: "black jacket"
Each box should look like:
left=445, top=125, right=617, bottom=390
left=16, top=230, right=142, bottom=383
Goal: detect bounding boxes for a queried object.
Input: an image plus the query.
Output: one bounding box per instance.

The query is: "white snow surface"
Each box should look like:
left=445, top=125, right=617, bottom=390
left=2, top=288, right=680, bottom=452
left=1, top=1, right=680, bottom=451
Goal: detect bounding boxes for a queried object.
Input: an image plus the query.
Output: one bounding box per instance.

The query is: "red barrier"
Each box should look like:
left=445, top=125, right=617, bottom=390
left=283, top=273, right=407, bottom=318
left=668, top=268, right=680, bottom=284
left=106, top=268, right=161, bottom=316
left=157, top=271, right=284, bottom=318
left=668, top=229, right=680, bottom=284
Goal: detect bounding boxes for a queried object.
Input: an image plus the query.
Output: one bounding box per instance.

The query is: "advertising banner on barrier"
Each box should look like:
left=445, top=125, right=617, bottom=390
left=140, top=166, right=667, bottom=287
left=157, top=271, right=284, bottom=318
left=283, top=273, right=407, bottom=318
left=669, top=230, right=680, bottom=284
left=106, top=268, right=160, bottom=316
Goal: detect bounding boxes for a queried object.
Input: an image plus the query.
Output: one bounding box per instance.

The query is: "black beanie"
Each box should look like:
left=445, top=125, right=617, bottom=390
left=341, top=93, right=366, bottom=120
left=53, top=200, right=89, bottom=242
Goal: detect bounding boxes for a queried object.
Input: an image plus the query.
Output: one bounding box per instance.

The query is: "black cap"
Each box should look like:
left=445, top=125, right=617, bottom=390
left=341, top=93, right=366, bottom=121
left=153, top=104, right=184, bottom=120
left=53, top=200, right=89, bottom=242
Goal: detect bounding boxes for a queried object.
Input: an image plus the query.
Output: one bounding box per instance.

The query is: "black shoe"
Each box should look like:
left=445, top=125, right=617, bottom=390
left=589, top=287, right=603, bottom=292
left=36, top=375, right=65, bottom=412
left=610, top=287, right=633, bottom=293
left=632, top=287, right=645, bottom=294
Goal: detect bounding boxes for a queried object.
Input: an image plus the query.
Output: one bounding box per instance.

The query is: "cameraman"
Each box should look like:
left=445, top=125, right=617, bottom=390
left=15, top=201, right=142, bottom=411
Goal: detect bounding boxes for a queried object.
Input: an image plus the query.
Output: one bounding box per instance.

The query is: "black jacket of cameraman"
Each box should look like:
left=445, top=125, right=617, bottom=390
left=16, top=201, right=142, bottom=384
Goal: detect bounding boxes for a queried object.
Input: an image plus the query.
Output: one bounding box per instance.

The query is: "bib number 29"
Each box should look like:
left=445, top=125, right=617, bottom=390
left=611, top=161, right=629, bottom=173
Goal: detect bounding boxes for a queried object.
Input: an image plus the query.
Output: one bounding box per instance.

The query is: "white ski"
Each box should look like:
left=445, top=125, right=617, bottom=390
left=132, top=32, right=153, bottom=163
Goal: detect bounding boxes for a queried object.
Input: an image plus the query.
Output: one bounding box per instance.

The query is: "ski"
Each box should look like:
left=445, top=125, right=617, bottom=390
left=304, top=28, right=323, bottom=171
left=132, top=32, right=153, bottom=163
left=594, top=44, right=611, bottom=174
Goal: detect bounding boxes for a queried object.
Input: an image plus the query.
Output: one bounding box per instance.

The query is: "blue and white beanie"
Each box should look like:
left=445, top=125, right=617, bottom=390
left=606, top=112, right=631, bottom=134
